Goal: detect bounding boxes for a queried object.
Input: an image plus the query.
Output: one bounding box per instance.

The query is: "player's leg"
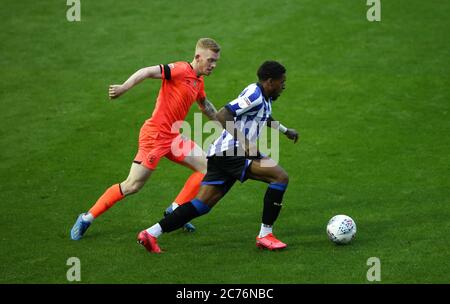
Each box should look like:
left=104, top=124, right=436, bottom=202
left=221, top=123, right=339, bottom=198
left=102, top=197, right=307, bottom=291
left=159, top=184, right=225, bottom=233
left=172, top=141, right=207, bottom=205
left=137, top=184, right=227, bottom=253
left=164, top=138, right=207, bottom=232
left=70, top=163, right=153, bottom=240
left=246, top=157, right=289, bottom=250
left=138, top=154, right=235, bottom=253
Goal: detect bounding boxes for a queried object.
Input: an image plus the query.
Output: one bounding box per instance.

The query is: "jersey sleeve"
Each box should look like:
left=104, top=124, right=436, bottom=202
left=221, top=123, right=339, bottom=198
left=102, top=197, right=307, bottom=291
left=160, top=62, right=186, bottom=81
left=225, top=86, right=263, bottom=117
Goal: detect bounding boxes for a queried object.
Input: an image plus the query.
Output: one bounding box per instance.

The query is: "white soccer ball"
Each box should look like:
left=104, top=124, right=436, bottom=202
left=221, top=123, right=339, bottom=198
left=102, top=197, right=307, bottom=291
left=326, top=215, right=357, bottom=245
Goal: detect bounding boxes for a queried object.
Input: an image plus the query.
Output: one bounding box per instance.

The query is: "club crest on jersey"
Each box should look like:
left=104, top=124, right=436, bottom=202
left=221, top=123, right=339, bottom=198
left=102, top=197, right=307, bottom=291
left=238, top=96, right=251, bottom=109
left=185, top=79, right=198, bottom=88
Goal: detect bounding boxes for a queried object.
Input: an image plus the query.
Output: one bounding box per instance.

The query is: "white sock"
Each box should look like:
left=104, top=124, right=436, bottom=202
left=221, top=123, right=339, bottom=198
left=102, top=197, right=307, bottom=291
left=146, top=223, right=163, bottom=238
left=259, top=224, right=273, bottom=238
left=171, top=202, right=179, bottom=210
left=82, top=212, right=94, bottom=223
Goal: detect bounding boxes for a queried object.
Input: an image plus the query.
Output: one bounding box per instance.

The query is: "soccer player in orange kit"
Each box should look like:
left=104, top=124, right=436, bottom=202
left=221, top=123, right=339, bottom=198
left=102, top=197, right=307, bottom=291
left=70, top=38, right=220, bottom=240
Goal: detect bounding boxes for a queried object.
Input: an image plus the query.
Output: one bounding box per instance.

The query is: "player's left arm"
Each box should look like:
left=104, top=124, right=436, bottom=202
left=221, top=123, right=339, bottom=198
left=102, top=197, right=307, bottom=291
left=109, top=65, right=162, bottom=99
left=197, top=97, right=218, bottom=121
left=267, top=115, right=299, bottom=143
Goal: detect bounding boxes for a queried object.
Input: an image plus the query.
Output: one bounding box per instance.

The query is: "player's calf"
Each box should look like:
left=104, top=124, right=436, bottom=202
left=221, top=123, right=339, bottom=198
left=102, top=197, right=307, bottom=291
left=160, top=199, right=210, bottom=233
left=164, top=203, right=197, bottom=232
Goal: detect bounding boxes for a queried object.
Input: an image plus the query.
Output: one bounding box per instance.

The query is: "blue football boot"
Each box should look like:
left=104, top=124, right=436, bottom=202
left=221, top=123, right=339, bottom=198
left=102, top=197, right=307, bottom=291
left=70, top=213, right=91, bottom=240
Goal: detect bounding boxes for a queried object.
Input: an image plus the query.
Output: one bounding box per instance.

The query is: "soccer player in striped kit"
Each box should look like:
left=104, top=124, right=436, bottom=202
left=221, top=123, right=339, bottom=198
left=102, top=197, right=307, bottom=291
left=138, top=61, right=299, bottom=253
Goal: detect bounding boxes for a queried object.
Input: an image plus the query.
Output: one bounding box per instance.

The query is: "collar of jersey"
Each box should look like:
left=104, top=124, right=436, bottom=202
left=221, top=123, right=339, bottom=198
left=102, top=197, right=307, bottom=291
left=256, top=82, right=271, bottom=103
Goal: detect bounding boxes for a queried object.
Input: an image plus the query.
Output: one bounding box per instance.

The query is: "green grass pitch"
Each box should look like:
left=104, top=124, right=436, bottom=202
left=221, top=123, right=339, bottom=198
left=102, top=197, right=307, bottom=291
left=0, top=0, right=449, bottom=283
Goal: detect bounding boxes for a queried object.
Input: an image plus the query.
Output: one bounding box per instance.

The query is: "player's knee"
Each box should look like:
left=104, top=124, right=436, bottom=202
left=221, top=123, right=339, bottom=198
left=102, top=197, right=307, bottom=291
left=196, top=159, right=207, bottom=174
left=191, top=198, right=211, bottom=215
left=121, top=180, right=144, bottom=195
left=199, top=165, right=207, bottom=175
left=274, top=170, right=289, bottom=185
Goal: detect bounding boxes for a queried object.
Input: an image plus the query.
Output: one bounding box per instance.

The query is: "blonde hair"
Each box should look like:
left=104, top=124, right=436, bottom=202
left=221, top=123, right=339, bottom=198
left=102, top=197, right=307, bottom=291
left=196, top=38, right=221, bottom=53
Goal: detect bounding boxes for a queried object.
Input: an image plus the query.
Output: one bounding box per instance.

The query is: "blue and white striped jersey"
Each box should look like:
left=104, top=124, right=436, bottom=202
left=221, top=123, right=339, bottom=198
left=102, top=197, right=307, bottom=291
left=207, top=83, right=272, bottom=156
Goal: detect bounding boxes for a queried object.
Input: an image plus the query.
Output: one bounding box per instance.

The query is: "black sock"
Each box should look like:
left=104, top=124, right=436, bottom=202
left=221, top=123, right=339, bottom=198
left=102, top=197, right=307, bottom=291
left=159, top=203, right=199, bottom=233
left=262, top=183, right=288, bottom=225
left=159, top=199, right=210, bottom=233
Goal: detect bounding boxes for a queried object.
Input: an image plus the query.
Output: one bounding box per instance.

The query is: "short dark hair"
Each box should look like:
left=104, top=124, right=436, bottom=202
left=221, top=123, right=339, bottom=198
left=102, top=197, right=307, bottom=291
left=257, top=61, right=286, bottom=81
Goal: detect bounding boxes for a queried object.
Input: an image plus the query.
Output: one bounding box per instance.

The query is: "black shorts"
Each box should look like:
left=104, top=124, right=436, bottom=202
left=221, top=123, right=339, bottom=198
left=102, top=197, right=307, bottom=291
left=201, top=154, right=254, bottom=193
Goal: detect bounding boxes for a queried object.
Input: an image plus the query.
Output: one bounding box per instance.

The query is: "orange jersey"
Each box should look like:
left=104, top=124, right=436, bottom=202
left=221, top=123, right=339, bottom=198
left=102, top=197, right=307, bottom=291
left=143, top=61, right=206, bottom=137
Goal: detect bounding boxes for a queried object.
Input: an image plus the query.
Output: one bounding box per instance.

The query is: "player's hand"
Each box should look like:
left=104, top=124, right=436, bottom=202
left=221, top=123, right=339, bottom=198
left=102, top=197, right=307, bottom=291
left=285, top=129, right=299, bottom=143
left=109, top=84, right=125, bottom=99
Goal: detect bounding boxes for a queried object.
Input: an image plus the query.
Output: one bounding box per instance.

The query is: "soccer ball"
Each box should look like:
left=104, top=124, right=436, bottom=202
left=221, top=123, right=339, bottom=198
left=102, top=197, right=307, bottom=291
left=326, top=215, right=357, bottom=245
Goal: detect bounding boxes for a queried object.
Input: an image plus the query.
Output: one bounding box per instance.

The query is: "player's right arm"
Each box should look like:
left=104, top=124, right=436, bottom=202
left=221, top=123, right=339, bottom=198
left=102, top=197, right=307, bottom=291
left=216, top=85, right=266, bottom=157
left=267, top=115, right=299, bottom=143
left=216, top=107, right=259, bottom=158
left=108, top=65, right=162, bottom=99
